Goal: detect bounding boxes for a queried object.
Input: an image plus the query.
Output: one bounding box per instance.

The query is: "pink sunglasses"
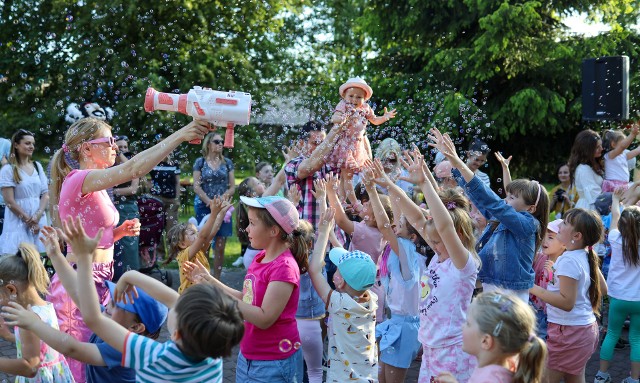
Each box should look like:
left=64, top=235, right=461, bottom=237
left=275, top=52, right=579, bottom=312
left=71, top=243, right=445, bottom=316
left=85, top=136, right=116, bottom=146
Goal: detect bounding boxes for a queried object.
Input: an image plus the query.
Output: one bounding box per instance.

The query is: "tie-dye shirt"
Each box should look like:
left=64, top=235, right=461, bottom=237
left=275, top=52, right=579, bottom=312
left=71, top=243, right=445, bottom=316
left=418, top=253, right=479, bottom=347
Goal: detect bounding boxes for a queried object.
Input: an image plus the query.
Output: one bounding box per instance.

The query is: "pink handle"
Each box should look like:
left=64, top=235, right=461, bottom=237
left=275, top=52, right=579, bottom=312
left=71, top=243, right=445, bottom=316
left=224, top=123, right=235, bottom=148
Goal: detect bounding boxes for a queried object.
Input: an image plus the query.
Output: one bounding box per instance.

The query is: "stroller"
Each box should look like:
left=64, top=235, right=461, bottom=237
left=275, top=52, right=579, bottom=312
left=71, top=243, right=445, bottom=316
left=137, top=195, right=172, bottom=287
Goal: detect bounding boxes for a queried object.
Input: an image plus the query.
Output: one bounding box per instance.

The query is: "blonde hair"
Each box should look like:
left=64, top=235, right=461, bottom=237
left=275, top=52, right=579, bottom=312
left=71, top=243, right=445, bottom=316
left=426, top=188, right=480, bottom=264
left=375, top=138, right=402, bottom=161
left=0, top=242, right=50, bottom=296
left=472, top=291, right=547, bottom=383
left=49, top=118, right=112, bottom=226
left=165, top=222, right=198, bottom=264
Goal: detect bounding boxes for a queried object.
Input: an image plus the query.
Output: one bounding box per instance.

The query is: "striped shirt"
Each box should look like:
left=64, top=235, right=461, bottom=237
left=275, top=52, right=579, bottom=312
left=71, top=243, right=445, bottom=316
left=122, top=332, right=222, bottom=383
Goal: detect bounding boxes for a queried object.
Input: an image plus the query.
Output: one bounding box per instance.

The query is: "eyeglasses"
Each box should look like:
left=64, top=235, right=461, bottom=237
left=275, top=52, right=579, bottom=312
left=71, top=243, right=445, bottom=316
left=18, top=129, right=34, bottom=136
left=211, top=139, right=224, bottom=145
left=86, top=136, right=116, bottom=146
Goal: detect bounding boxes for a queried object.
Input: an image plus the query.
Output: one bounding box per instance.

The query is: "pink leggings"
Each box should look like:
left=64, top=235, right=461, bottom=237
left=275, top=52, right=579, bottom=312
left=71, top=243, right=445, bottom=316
left=296, top=318, right=323, bottom=383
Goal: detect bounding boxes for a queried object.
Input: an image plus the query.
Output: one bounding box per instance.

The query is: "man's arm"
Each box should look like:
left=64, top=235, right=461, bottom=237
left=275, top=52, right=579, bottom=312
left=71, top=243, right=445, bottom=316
left=297, top=125, right=345, bottom=179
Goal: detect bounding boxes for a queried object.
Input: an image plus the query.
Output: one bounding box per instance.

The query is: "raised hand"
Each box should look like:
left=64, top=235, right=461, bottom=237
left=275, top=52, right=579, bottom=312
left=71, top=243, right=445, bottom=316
left=310, top=178, right=327, bottom=202
left=382, top=107, right=397, bottom=121
left=59, top=217, right=103, bottom=260
left=494, top=151, right=512, bottom=168
left=183, top=260, right=211, bottom=283
left=40, top=226, right=63, bottom=256
left=368, top=159, right=393, bottom=187
left=399, top=149, right=428, bottom=185
left=287, top=185, right=302, bottom=207
left=325, top=172, right=339, bottom=193
left=1, top=302, right=40, bottom=331
left=318, top=207, right=336, bottom=233
left=427, top=128, right=461, bottom=164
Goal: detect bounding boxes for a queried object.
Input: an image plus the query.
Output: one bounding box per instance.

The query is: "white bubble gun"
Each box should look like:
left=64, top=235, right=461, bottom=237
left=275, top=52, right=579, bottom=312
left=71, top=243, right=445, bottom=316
left=144, top=86, right=252, bottom=147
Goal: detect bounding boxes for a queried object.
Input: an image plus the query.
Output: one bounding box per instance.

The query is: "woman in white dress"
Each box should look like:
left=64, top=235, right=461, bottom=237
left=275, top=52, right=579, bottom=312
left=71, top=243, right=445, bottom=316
left=568, top=129, right=604, bottom=211
left=0, top=129, right=48, bottom=253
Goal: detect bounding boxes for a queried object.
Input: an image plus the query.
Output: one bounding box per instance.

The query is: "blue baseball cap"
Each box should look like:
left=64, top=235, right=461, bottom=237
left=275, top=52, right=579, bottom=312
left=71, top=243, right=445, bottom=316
left=105, top=281, right=168, bottom=334
left=329, top=248, right=376, bottom=291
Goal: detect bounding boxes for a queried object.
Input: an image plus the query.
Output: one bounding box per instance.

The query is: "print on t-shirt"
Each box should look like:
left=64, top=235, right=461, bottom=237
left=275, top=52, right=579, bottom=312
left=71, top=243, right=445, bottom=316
left=243, top=274, right=256, bottom=304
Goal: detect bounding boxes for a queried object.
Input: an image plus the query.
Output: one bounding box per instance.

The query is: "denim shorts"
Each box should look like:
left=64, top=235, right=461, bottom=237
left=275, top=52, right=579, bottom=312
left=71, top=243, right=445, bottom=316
left=376, top=314, right=421, bottom=368
left=236, top=349, right=303, bottom=383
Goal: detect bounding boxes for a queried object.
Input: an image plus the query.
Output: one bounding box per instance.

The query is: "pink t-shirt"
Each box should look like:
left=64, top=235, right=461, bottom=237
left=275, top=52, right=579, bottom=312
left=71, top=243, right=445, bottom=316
left=349, top=221, right=386, bottom=264
left=469, top=365, right=514, bottom=383
left=59, top=169, right=119, bottom=251
left=240, top=249, right=301, bottom=360
left=419, top=253, right=479, bottom=347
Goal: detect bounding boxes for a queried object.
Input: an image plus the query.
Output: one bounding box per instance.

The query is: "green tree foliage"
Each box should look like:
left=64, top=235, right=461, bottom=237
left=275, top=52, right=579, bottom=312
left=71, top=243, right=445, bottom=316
left=0, top=0, right=312, bottom=171
left=327, top=0, right=640, bottom=182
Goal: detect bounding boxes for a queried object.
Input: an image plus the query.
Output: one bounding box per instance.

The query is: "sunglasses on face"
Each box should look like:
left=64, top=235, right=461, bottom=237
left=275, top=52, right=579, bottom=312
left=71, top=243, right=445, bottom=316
left=86, top=136, right=116, bottom=146
left=211, top=139, right=224, bottom=145
left=19, top=129, right=35, bottom=136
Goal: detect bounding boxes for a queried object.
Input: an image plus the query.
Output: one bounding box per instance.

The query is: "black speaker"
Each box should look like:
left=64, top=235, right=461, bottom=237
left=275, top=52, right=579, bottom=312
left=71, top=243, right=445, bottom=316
left=582, top=56, right=629, bottom=120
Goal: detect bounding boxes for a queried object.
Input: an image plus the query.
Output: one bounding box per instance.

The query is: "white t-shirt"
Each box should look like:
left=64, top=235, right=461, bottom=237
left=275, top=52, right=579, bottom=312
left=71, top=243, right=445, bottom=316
left=326, top=290, right=378, bottom=382
left=605, top=150, right=631, bottom=182
left=546, top=249, right=597, bottom=326
left=607, top=230, right=640, bottom=301
left=475, top=170, right=490, bottom=188
left=574, top=164, right=603, bottom=210
left=385, top=238, right=422, bottom=316
left=418, top=253, right=479, bottom=347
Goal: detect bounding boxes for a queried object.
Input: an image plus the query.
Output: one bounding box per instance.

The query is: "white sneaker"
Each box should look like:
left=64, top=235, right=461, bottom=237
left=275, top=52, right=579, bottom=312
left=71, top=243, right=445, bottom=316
left=621, top=377, right=640, bottom=383
left=594, top=374, right=611, bottom=383
left=232, top=256, right=244, bottom=267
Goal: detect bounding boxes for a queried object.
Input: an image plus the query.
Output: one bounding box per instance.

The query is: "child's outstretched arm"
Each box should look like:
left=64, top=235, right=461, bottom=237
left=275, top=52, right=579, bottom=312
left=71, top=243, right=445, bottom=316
left=494, top=151, right=512, bottom=189
left=40, top=226, right=81, bottom=305
left=611, top=187, right=624, bottom=231
left=182, top=260, right=244, bottom=300
left=0, top=322, right=40, bottom=377
left=65, top=217, right=129, bottom=354
left=610, top=125, right=638, bottom=160
left=309, top=208, right=335, bottom=304
left=403, top=150, right=470, bottom=269
left=361, top=165, right=413, bottom=281
left=311, top=179, right=341, bottom=247
left=326, top=173, right=355, bottom=235
left=2, top=302, right=107, bottom=366
left=192, top=196, right=232, bottom=258
left=368, top=107, right=397, bottom=126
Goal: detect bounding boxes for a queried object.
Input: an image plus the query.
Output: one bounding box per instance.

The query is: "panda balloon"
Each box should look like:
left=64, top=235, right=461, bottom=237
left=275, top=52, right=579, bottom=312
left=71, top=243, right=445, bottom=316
left=65, top=102, right=114, bottom=124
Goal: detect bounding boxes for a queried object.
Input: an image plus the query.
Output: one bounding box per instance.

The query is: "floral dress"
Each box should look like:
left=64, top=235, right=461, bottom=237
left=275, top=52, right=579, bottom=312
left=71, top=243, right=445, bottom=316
left=15, top=303, right=75, bottom=383
left=326, top=100, right=374, bottom=171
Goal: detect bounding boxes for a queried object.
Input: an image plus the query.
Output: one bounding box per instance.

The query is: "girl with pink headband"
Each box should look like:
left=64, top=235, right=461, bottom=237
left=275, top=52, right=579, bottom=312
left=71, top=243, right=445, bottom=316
left=429, top=128, right=549, bottom=303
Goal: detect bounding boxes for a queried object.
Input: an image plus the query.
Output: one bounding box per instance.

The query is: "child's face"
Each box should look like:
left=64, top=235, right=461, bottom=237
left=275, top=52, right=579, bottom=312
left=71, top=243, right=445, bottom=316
left=250, top=178, right=266, bottom=197
left=461, top=305, right=483, bottom=356
left=256, top=166, right=274, bottom=184
left=246, top=208, right=272, bottom=249
left=359, top=200, right=376, bottom=226
left=180, top=225, right=198, bottom=249
left=343, top=87, right=366, bottom=107
left=542, top=230, right=565, bottom=257
left=556, top=220, right=577, bottom=248
left=466, top=151, right=487, bottom=172
left=332, top=268, right=346, bottom=292
left=426, top=224, right=448, bottom=261
left=505, top=192, right=532, bottom=213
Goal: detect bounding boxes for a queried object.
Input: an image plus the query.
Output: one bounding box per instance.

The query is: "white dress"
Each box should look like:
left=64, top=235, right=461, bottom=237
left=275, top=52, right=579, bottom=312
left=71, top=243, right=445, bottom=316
left=0, top=163, right=48, bottom=254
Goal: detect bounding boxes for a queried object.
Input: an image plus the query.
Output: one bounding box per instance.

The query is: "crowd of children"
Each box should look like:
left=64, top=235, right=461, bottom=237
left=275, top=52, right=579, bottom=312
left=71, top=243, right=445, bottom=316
left=0, top=77, right=638, bottom=383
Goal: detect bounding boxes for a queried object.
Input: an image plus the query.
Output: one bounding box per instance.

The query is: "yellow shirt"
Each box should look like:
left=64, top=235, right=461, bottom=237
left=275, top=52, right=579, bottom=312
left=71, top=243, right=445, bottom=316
left=176, top=246, right=210, bottom=294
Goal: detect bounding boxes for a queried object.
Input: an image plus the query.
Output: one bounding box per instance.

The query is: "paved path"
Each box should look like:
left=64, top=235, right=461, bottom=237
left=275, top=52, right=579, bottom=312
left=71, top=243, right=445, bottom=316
left=0, top=268, right=632, bottom=382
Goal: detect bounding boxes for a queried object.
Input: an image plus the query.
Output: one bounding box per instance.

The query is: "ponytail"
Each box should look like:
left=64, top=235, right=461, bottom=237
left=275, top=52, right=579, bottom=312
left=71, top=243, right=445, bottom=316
left=513, top=335, right=547, bottom=383
left=587, top=246, right=602, bottom=315
left=286, top=220, right=313, bottom=275
left=564, top=208, right=604, bottom=315
left=0, top=243, right=50, bottom=296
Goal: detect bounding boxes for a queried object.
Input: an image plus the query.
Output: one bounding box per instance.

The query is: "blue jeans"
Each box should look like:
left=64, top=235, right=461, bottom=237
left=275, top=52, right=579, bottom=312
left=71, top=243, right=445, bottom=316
left=236, top=349, right=303, bottom=383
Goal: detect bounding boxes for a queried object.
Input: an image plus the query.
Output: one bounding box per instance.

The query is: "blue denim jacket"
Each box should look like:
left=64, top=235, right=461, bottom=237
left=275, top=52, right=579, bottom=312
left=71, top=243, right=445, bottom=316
left=296, top=256, right=326, bottom=319
left=454, top=169, right=537, bottom=290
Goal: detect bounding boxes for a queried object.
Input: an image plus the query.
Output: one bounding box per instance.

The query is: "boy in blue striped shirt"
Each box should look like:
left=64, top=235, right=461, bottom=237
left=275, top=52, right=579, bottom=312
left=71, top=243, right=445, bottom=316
left=65, top=217, right=244, bottom=383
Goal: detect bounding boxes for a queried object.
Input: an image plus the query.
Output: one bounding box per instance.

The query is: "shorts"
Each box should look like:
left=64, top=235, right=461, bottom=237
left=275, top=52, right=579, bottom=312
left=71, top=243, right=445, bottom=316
left=419, top=343, right=476, bottom=383
left=547, top=322, right=599, bottom=375
left=376, top=314, right=421, bottom=368
left=47, top=261, right=113, bottom=383
left=236, top=349, right=303, bottom=383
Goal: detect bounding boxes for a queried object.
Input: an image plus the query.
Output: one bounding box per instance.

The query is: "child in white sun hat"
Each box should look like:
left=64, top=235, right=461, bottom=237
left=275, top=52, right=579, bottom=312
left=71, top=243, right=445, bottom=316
left=328, top=77, right=397, bottom=174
